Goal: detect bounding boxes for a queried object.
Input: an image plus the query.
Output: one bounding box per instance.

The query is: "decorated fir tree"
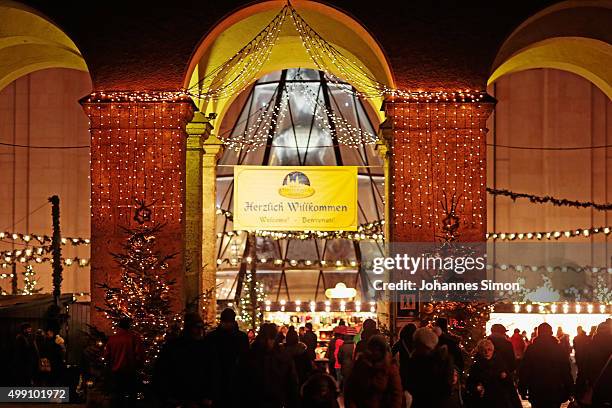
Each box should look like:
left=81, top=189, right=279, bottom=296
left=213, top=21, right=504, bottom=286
left=238, top=268, right=265, bottom=330
left=20, top=264, right=42, bottom=295
left=97, top=223, right=178, bottom=378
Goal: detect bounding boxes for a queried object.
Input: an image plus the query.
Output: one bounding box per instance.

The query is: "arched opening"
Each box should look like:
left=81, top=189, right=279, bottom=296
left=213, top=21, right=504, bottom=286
left=0, top=0, right=88, bottom=93
left=184, top=0, right=394, bottom=127
left=486, top=1, right=612, bottom=334
left=184, top=1, right=394, bottom=334
left=487, top=0, right=612, bottom=98
left=0, top=1, right=91, bottom=297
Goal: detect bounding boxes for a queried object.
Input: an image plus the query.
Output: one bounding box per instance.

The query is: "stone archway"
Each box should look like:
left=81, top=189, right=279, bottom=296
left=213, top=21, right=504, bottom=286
left=0, top=0, right=88, bottom=92
left=182, top=0, right=396, bottom=323
left=488, top=0, right=612, bottom=98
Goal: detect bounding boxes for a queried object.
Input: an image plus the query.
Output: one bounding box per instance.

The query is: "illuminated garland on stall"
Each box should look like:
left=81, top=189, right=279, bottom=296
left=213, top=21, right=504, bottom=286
left=487, top=226, right=612, bottom=241
left=487, top=188, right=612, bottom=211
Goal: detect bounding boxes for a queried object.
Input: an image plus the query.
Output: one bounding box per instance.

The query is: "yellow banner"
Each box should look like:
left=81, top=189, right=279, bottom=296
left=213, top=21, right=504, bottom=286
left=233, top=166, right=358, bottom=231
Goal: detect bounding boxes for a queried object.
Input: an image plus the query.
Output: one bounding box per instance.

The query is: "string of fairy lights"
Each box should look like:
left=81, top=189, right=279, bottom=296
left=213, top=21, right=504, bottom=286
left=217, top=257, right=359, bottom=268
left=186, top=3, right=488, bottom=104
left=0, top=231, right=90, bottom=246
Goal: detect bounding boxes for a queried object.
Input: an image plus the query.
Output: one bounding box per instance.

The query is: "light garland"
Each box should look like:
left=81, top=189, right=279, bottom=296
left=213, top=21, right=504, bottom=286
left=188, top=6, right=288, bottom=101
left=1, top=246, right=49, bottom=258
left=0, top=256, right=90, bottom=271
left=486, top=226, right=612, bottom=241
left=217, top=257, right=359, bottom=268
left=497, top=303, right=611, bottom=314
left=185, top=4, right=488, bottom=103
left=84, top=91, right=193, bottom=104
left=286, top=76, right=378, bottom=147
left=0, top=231, right=90, bottom=246
left=263, top=299, right=377, bottom=313
left=219, top=86, right=290, bottom=152
left=487, top=263, right=612, bottom=274
left=487, top=188, right=612, bottom=211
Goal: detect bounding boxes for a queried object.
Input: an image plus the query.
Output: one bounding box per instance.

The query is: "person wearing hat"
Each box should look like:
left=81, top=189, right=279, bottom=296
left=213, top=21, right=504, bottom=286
left=488, top=323, right=517, bottom=375
left=206, top=307, right=249, bottom=408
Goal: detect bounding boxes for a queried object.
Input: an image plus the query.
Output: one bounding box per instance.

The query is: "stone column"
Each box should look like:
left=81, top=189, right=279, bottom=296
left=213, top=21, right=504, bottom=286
left=185, top=111, right=224, bottom=322
left=375, top=119, right=393, bottom=333
left=201, top=126, right=224, bottom=323
left=385, top=95, right=495, bottom=242
left=384, top=93, right=495, bottom=336
left=82, top=91, right=195, bottom=331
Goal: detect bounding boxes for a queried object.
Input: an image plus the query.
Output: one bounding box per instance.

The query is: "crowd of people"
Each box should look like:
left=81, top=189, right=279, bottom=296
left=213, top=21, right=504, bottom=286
left=10, top=309, right=612, bottom=408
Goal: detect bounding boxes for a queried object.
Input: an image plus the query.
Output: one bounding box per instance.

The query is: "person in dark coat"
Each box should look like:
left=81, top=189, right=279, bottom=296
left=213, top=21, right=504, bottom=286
left=354, top=318, right=379, bottom=358
left=37, top=326, right=66, bottom=386
left=344, top=335, right=403, bottom=408
left=434, top=317, right=464, bottom=373
left=153, top=312, right=210, bottom=407
left=13, top=323, right=38, bottom=386
left=206, top=308, right=249, bottom=408
left=573, top=326, right=590, bottom=374
left=467, top=339, right=522, bottom=408
left=391, top=323, right=416, bottom=390
left=300, top=372, right=340, bottom=408
left=584, top=320, right=612, bottom=407
left=519, top=322, right=573, bottom=408
left=282, top=326, right=312, bottom=386
left=404, top=327, right=456, bottom=408
left=488, top=323, right=517, bottom=375
left=302, top=322, right=318, bottom=361
left=241, top=323, right=299, bottom=408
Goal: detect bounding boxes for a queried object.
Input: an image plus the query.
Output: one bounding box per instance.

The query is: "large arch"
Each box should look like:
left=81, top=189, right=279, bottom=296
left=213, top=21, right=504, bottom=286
left=488, top=0, right=612, bottom=99
left=0, top=0, right=88, bottom=92
left=184, top=0, right=395, bottom=125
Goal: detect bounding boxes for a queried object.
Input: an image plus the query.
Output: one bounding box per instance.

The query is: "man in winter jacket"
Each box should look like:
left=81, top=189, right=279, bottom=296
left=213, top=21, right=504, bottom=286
left=519, top=323, right=573, bottom=408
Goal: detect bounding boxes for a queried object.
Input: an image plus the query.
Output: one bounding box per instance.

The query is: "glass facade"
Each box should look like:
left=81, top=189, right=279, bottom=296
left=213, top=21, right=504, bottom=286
left=215, top=68, right=385, bottom=303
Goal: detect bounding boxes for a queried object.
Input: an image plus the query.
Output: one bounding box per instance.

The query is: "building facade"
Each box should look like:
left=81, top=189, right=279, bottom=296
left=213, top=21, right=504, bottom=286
left=0, top=0, right=610, bottom=330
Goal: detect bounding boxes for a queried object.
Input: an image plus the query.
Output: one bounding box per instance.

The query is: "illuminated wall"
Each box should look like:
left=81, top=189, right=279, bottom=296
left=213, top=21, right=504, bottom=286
left=0, top=68, right=91, bottom=295
left=386, top=96, right=493, bottom=242
left=487, top=69, right=612, bottom=265
left=83, top=92, right=194, bottom=328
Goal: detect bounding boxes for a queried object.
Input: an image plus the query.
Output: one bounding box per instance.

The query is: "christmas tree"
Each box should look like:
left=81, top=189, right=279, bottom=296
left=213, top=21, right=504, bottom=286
left=238, top=268, right=265, bottom=330
left=20, top=264, right=41, bottom=295
left=97, top=223, right=178, bottom=379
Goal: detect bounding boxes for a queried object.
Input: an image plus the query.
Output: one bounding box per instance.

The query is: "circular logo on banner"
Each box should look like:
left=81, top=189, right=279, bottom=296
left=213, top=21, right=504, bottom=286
left=278, top=171, right=315, bottom=198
